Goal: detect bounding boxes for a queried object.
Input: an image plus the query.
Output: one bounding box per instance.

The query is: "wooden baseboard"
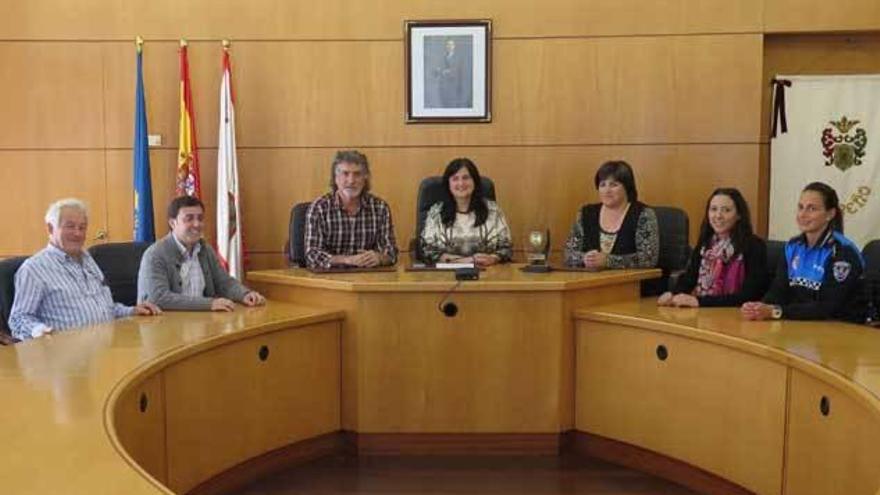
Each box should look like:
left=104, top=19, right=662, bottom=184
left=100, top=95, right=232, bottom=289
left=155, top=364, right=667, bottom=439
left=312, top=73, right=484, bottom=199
left=350, top=432, right=561, bottom=456
left=569, top=431, right=754, bottom=495
left=186, top=432, right=345, bottom=495
left=185, top=430, right=753, bottom=495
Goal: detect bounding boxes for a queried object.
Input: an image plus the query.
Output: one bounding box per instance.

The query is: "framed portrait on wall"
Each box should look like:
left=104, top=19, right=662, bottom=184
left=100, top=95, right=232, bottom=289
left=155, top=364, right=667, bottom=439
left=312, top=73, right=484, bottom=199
left=405, top=20, right=492, bottom=123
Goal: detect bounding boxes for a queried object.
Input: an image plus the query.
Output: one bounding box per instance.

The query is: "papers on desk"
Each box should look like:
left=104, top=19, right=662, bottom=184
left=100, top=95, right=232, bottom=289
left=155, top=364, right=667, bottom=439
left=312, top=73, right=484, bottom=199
left=434, top=262, right=476, bottom=270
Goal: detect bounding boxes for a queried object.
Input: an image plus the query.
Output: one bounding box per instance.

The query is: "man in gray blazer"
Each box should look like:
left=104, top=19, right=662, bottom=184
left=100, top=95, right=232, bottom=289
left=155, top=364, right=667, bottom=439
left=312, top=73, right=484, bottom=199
left=137, top=196, right=265, bottom=311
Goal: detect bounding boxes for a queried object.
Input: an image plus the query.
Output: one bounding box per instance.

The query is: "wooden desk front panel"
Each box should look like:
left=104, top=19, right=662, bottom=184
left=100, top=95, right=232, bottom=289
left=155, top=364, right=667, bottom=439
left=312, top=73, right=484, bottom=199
left=576, top=321, right=787, bottom=495
left=353, top=291, right=567, bottom=433
left=113, top=372, right=167, bottom=486
left=785, top=369, right=880, bottom=495
left=163, top=322, right=341, bottom=494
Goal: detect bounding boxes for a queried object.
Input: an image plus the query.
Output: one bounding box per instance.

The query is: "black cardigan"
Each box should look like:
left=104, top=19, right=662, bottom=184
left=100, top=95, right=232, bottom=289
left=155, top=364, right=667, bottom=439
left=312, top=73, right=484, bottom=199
left=579, top=201, right=645, bottom=255
left=673, top=235, right=767, bottom=307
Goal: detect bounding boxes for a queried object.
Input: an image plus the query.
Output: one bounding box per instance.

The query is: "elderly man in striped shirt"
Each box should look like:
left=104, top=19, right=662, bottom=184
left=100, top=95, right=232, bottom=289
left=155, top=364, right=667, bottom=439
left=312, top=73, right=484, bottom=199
left=9, top=199, right=161, bottom=341
left=304, top=150, right=399, bottom=269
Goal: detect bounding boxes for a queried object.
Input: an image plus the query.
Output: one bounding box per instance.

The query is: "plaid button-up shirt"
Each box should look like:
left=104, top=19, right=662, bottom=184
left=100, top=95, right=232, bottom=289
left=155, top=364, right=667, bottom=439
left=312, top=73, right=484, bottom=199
left=304, top=192, right=399, bottom=269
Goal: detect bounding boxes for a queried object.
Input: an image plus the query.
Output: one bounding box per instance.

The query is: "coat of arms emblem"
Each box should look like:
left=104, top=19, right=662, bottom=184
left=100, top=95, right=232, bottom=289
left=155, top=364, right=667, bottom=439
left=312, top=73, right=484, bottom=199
left=821, top=116, right=867, bottom=172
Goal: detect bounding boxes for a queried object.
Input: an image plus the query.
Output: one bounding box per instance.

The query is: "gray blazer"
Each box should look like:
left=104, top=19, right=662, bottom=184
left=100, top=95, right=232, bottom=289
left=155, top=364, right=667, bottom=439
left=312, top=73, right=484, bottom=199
left=137, top=234, right=251, bottom=310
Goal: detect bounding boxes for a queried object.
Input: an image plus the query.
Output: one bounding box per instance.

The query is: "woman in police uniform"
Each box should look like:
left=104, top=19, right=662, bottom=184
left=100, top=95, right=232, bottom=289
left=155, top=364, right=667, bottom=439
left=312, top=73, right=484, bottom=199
left=741, top=182, right=864, bottom=321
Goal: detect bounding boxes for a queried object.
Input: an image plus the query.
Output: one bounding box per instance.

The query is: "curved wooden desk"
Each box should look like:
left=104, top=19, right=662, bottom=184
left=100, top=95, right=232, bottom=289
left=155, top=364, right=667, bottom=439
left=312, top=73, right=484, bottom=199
left=248, top=264, right=659, bottom=453
left=0, top=302, right=344, bottom=495
left=574, top=301, right=880, bottom=495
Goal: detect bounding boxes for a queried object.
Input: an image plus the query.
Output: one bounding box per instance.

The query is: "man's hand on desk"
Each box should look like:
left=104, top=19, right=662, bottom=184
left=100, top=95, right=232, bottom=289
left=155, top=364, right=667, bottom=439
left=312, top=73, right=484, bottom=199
left=336, top=250, right=384, bottom=267
left=242, top=291, right=266, bottom=307
left=133, top=301, right=162, bottom=316
left=211, top=297, right=236, bottom=312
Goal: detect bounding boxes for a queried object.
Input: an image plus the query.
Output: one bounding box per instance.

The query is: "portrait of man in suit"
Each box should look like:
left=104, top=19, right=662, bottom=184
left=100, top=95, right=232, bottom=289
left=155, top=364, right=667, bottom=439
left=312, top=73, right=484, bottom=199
left=424, top=35, right=473, bottom=109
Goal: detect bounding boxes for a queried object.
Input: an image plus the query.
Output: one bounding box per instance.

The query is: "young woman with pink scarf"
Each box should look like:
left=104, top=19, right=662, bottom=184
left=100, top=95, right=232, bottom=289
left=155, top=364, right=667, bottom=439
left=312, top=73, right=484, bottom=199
left=658, top=188, right=767, bottom=308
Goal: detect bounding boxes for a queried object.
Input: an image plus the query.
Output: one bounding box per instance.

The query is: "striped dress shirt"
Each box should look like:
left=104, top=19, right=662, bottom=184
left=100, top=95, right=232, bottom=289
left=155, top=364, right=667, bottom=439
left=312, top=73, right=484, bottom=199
left=304, top=192, right=399, bottom=269
left=8, top=244, right=134, bottom=340
left=171, top=234, right=206, bottom=297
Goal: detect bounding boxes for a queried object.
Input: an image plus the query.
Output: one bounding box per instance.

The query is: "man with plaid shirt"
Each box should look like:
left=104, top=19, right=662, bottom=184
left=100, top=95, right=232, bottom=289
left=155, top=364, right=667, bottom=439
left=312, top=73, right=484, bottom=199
left=304, top=150, right=399, bottom=269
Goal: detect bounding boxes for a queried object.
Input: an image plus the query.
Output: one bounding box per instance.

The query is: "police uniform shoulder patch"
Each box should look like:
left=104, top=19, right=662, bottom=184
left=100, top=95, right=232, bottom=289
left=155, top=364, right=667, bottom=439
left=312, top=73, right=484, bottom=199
left=832, top=261, right=852, bottom=282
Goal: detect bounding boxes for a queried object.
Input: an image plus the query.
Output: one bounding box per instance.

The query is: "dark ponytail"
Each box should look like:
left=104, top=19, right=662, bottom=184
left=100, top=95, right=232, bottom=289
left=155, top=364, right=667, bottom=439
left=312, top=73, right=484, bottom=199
left=803, top=182, right=844, bottom=233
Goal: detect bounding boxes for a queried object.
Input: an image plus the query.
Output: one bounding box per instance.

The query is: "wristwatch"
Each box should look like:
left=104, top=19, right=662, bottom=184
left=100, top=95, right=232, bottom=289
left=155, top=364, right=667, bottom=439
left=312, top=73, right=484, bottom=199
left=771, top=305, right=783, bottom=320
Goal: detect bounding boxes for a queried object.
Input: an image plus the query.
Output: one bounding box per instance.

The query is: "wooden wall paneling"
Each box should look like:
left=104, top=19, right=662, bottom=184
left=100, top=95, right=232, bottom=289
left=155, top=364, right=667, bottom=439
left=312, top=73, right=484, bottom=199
left=758, top=144, right=770, bottom=237
left=233, top=35, right=761, bottom=147
left=0, top=0, right=762, bottom=41
left=101, top=41, right=200, bottom=150
left=0, top=151, right=108, bottom=256
left=764, top=0, right=880, bottom=33
left=0, top=42, right=105, bottom=149
left=671, top=35, right=763, bottom=143
left=104, top=149, right=217, bottom=244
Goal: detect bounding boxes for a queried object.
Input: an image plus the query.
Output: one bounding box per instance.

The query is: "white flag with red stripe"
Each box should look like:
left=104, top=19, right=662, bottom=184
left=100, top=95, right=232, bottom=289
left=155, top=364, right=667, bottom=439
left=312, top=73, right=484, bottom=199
left=216, top=46, right=243, bottom=279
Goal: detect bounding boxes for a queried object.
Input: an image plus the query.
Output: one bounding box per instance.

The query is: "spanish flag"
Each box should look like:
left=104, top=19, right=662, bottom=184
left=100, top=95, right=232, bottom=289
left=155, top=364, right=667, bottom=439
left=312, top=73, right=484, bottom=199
left=176, top=40, right=201, bottom=198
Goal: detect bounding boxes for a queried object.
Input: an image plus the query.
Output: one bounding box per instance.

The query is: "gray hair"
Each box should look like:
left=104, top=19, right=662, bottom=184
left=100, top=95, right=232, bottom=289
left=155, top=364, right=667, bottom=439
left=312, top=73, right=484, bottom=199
left=45, top=198, right=88, bottom=228
left=329, top=150, right=371, bottom=192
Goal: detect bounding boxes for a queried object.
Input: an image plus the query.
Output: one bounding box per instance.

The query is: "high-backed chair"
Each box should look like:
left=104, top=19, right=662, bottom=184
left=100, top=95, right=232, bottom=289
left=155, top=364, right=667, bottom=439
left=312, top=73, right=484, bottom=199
left=863, top=240, right=880, bottom=323
left=765, top=239, right=787, bottom=288
left=863, top=240, right=880, bottom=277
left=413, top=176, right=496, bottom=262
left=643, top=206, right=690, bottom=296
left=285, top=202, right=312, bottom=267
left=0, top=256, right=28, bottom=344
left=88, top=242, right=151, bottom=306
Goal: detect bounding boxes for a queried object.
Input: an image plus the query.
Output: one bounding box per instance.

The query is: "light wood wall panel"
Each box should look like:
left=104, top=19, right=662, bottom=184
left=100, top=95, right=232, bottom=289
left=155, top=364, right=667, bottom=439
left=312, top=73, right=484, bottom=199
left=102, top=41, right=220, bottom=149
left=0, top=151, right=107, bottom=257
left=764, top=0, right=880, bottom=33
left=0, top=43, right=105, bottom=149
left=0, top=0, right=762, bottom=40
left=89, top=34, right=761, bottom=149
left=235, top=144, right=760, bottom=254
left=229, top=35, right=762, bottom=147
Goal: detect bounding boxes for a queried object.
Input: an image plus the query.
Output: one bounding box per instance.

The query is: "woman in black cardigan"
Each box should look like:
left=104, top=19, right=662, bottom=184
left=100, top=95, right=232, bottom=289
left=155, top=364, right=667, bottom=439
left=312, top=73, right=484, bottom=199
left=658, top=188, right=767, bottom=307
left=563, top=160, right=659, bottom=270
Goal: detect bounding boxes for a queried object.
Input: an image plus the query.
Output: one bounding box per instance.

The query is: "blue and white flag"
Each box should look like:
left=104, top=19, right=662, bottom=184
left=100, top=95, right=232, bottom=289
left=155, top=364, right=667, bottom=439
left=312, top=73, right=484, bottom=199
left=133, top=40, right=155, bottom=242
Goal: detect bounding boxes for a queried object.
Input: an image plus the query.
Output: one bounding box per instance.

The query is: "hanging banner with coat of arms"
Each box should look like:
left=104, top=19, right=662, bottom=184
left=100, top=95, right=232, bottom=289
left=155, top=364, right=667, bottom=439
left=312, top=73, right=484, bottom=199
left=769, top=74, right=880, bottom=248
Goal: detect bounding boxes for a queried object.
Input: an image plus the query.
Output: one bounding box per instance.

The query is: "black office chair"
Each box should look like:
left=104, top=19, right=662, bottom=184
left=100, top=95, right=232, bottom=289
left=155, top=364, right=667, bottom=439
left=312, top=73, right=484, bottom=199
left=643, top=206, right=690, bottom=296
left=413, top=176, right=496, bottom=262
left=285, top=202, right=311, bottom=267
left=863, top=240, right=880, bottom=277
left=862, top=240, right=880, bottom=323
left=0, top=256, right=28, bottom=344
left=765, top=239, right=787, bottom=287
left=88, top=242, right=151, bottom=306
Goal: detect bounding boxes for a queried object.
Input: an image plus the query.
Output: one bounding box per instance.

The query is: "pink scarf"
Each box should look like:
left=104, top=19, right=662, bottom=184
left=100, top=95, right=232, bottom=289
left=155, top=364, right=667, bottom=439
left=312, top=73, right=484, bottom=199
left=694, top=236, right=745, bottom=297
